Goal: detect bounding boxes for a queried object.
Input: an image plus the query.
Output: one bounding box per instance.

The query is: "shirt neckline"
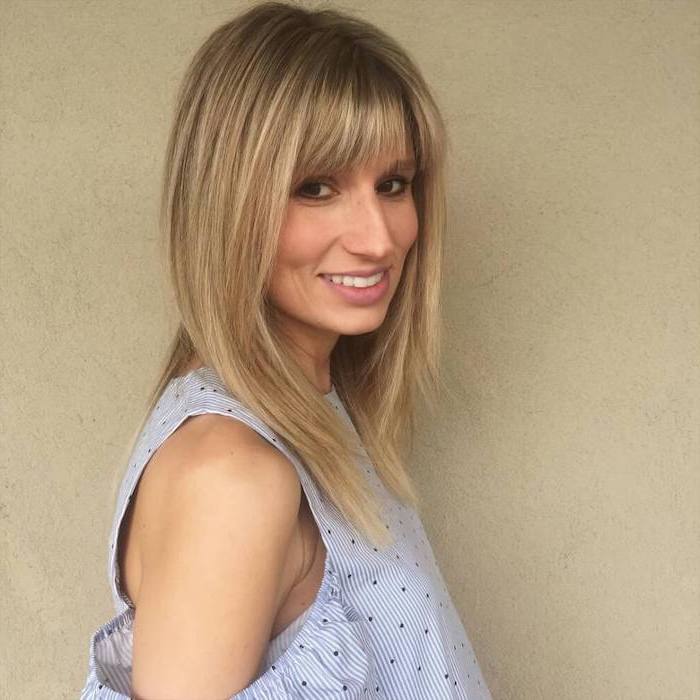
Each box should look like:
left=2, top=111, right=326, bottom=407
left=186, top=365, right=337, bottom=401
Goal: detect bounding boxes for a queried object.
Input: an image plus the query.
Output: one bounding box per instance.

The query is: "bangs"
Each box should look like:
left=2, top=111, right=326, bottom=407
left=290, top=50, right=418, bottom=183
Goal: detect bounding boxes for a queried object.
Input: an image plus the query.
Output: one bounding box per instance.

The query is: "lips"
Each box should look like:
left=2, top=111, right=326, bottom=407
left=319, top=268, right=390, bottom=306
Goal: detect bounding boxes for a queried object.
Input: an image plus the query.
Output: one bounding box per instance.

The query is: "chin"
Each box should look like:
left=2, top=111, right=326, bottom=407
left=329, top=314, right=387, bottom=336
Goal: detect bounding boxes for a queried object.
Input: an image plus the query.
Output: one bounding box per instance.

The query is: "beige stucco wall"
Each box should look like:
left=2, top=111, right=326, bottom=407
left=1, top=1, right=697, bottom=698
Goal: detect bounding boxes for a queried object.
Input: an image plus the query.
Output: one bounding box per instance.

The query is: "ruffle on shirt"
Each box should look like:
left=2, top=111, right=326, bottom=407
left=79, top=567, right=381, bottom=699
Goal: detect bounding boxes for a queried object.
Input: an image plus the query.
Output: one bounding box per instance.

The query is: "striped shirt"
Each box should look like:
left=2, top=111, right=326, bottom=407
left=80, top=366, right=492, bottom=699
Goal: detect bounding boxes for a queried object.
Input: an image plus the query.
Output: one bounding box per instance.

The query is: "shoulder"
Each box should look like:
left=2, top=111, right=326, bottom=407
left=137, top=412, right=302, bottom=551
left=144, top=410, right=299, bottom=501
left=133, top=412, right=304, bottom=596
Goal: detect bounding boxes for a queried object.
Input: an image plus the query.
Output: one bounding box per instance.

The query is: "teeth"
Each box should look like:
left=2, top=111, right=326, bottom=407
left=325, top=271, right=384, bottom=288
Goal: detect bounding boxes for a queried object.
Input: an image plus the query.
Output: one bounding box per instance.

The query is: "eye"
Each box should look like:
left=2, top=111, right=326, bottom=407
left=377, top=176, right=412, bottom=196
left=295, top=181, right=334, bottom=199
left=294, top=176, right=412, bottom=200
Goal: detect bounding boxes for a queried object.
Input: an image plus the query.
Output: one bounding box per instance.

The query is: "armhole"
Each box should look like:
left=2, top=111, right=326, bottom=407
left=107, top=380, right=332, bottom=615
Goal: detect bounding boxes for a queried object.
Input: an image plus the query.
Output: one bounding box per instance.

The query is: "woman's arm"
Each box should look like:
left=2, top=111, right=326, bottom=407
left=130, top=415, right=302, bottom=700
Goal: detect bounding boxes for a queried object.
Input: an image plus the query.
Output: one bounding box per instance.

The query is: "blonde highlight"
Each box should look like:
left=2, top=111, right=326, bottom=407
left=140, top=0, right=449, bottom=550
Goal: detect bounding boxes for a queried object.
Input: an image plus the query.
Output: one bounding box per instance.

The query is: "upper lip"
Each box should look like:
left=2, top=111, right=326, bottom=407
left=320, top=267, right=388, bottom=277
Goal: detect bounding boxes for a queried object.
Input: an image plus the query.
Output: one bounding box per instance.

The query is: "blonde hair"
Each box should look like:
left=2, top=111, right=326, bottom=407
left=143, top=0, right=449, bottom=549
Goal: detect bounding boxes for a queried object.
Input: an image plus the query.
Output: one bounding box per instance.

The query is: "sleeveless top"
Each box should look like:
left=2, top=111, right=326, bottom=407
left=79, top=366, right=492, bottom=699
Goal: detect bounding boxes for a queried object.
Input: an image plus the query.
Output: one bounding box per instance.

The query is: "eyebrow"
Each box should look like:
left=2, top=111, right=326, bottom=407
left=389, top=159, right=417, bottom=171
left=376, top=159, right=417, bottom=179
left=295, top=158, right=417, bottom=186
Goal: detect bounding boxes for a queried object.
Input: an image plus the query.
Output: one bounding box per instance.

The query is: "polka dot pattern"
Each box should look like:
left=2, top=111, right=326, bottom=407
left=79, top=367, right=492, bottom=699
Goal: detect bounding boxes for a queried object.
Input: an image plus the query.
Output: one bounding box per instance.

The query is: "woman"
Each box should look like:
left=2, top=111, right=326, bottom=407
left=80, top=2, right=492, bottom=698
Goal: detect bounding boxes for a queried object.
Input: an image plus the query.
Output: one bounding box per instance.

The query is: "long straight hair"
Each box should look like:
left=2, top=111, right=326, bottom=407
left=139, top=0, right=449, bottom=550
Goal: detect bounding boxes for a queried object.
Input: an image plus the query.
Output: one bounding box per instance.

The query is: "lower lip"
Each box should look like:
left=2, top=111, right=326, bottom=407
left=319, top=270, right=390, bottom=305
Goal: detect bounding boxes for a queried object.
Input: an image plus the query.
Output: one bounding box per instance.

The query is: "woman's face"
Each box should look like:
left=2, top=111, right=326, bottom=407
left=268, top=152, right=418, bottom=350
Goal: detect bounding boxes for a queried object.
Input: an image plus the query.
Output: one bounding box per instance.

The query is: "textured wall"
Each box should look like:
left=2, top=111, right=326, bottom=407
left=1, top=1, right=697, bottom=698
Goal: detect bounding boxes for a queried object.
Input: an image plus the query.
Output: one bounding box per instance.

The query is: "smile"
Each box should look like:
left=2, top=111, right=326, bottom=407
left=318, top=269, right=390, bottom=306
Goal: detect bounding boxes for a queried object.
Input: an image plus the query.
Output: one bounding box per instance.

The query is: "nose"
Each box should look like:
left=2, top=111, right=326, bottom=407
left=342, top=190, right=394, bottom=260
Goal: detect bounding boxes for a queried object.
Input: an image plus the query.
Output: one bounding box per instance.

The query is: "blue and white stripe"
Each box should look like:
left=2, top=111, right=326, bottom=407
left=79, top=366, right=492, bottom=699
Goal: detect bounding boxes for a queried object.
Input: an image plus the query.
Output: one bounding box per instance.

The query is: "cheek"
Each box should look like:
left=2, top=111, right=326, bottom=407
left=268, top=212, right=327, bottom=311
left=275, top=211, right=326, bottom=270
left=396, top=203, right=419, bottom=250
